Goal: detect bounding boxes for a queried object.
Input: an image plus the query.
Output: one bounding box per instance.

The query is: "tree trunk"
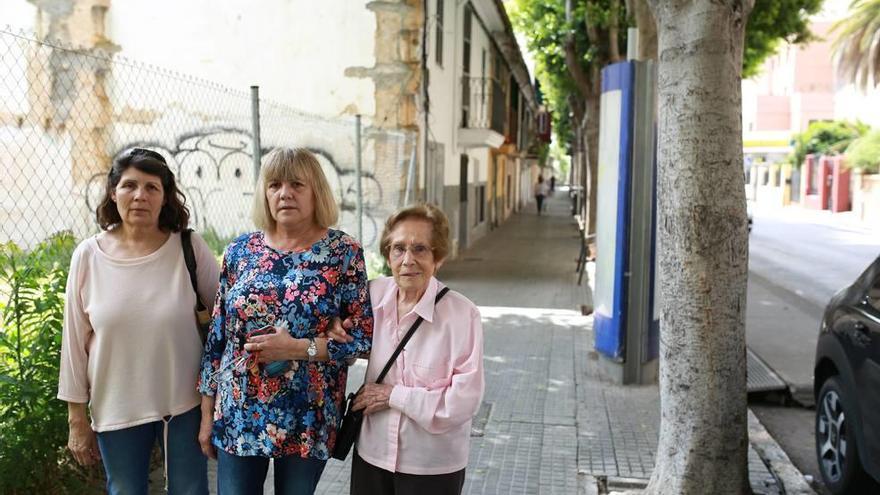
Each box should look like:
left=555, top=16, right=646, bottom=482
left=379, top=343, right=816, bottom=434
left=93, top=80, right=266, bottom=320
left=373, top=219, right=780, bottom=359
left=644, top=1, right=753, bottom=494
left=608, top=0, right=622, bottom=63
left=584, top=91, right=600, bottom=236
left=626, top=0, right=657, bottom=60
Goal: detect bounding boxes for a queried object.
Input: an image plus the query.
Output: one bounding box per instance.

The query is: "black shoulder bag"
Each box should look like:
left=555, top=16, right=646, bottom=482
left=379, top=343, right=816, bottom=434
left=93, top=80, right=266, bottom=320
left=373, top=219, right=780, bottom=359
left=331, top=286, right=451, bottom=461
left=181, top=229, right=211, bottom=344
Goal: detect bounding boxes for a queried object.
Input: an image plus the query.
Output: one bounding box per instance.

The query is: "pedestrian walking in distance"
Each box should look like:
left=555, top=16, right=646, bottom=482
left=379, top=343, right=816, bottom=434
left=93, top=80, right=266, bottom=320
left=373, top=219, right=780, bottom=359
left=534, top=176, right=549, bottom=215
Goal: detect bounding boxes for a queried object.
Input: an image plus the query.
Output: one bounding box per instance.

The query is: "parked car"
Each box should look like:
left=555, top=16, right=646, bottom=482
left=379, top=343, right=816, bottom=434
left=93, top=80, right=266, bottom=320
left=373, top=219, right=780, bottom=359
left=814, top=254, right=880, bottom=494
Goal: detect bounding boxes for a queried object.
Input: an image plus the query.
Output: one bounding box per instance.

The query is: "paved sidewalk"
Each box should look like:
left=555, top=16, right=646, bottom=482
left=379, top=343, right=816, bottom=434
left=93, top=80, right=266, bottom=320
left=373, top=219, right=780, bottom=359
left=178, top=191, right=809, bottom=494
left=318, top=191, right=793, bottom=494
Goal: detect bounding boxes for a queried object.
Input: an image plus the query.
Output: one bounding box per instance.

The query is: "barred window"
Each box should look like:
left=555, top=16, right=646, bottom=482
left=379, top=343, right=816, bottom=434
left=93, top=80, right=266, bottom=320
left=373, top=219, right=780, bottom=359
left=435, top=0, right=444, bottom=66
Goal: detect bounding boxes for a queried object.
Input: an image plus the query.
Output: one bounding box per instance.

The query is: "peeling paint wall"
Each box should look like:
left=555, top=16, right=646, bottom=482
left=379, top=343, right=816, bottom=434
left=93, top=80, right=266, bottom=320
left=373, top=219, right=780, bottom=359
left=25, top=0, right=116, bottom=184
left=346, top=0, right=423, bottom=210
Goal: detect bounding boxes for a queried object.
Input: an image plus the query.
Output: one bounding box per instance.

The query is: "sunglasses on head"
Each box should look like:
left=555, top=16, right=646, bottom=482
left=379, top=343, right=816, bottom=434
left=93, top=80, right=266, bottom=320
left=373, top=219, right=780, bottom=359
left=120, top=147, right=168, bottom=165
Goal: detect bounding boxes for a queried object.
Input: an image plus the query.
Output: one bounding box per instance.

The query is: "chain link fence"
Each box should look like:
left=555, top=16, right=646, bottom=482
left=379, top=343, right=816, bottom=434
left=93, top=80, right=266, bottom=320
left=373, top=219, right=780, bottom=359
left=1, top=27, right=416, bottom=253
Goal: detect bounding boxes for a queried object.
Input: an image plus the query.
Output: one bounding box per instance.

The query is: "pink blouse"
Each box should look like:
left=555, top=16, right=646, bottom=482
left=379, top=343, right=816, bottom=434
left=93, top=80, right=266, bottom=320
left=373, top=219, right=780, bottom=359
left=356, top=276, right=484, bottom=475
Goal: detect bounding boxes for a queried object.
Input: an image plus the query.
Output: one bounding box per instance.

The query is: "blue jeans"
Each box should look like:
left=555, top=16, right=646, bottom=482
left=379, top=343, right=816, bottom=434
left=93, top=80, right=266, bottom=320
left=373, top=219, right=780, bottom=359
left=96, top=406, right=208, bottom=495
left=217, top=449, right=327, bottom=495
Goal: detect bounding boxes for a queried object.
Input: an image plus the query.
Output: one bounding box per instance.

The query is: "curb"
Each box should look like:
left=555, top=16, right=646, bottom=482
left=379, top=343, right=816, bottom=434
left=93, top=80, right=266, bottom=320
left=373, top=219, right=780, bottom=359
left=748, top=408, right=817, bottom=494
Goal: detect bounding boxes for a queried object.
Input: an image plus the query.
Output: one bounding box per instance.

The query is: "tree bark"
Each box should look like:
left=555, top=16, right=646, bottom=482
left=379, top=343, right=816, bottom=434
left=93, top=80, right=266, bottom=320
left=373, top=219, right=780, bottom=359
left=584, top=89, right=600, bottom=235
left=644, top=1, right=753, bottom=493
left=608, top=0, right=622, bottom=63
left=626, top=0, right=657, bottom=60
left=563, top=36, right=594, bottom=100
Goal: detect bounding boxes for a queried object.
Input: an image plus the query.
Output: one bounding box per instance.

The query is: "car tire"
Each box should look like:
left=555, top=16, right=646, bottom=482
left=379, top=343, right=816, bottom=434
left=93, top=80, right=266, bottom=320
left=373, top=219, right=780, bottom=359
left=815, top=377, right=872, bottom=494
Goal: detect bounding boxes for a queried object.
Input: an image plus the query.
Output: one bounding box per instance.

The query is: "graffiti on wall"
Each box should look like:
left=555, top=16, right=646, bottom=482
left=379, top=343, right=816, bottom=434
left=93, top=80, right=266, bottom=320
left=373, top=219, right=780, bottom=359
left=84, top=127, right=387, bottom=246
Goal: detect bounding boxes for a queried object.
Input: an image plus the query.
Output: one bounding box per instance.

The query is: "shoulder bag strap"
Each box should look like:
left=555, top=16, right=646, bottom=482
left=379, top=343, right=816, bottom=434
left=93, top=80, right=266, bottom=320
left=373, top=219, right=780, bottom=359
left=375, top=286, right=450, bottom=384
left=181, top=229, right=207, bottom=311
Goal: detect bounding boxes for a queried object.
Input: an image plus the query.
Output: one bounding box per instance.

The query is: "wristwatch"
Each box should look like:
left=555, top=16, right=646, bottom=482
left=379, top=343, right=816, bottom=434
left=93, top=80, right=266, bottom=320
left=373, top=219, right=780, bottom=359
left=306, top=338, right=318, bottom=362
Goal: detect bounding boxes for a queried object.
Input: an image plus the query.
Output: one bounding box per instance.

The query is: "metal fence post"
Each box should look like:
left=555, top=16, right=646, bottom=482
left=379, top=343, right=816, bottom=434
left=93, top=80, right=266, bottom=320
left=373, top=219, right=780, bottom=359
left=251, top=85, right=262, bottom=185
left=355, top=114, right=363, bottom=242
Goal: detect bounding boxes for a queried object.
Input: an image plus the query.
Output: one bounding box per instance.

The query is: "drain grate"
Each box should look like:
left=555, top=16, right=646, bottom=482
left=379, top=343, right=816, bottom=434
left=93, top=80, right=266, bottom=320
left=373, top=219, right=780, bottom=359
left=747, top=348, right=788, bottom=393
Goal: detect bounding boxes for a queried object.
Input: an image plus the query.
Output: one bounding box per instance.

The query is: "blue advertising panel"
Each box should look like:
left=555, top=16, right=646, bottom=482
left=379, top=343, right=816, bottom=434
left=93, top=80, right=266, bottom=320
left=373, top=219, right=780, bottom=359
left=593, top=62, right=635, bottom=360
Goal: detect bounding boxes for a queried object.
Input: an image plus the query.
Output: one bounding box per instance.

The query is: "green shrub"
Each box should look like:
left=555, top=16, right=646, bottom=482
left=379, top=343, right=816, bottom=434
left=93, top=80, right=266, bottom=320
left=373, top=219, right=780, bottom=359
left=200, top=226, right=239, bottom=260
left=846, top=129, right=880, bottom=174
left=788, top=120, right=869, bottom=168
left=365, top=249, right=391, bottom=280
left=0, top=232, right=102, bottom=494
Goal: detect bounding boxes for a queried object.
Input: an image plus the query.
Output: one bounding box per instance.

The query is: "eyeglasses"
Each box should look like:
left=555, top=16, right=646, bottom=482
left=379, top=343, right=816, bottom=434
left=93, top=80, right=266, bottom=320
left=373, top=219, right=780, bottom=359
left=389, top=243, right=434, bottom=260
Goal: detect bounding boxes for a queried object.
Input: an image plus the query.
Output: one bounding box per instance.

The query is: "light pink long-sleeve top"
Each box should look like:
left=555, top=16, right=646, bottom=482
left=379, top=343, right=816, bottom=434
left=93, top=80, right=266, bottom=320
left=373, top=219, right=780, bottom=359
left=57, top=232, right=220, bottom=432
left=356, top=276, right=484, bottom=475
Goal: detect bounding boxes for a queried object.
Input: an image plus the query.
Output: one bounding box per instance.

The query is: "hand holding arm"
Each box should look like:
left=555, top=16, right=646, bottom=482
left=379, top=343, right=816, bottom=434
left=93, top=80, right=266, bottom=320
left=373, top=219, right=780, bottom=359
left=326, top=317, right=355, bottom=344
left=244, top=326, right=332, bottom=362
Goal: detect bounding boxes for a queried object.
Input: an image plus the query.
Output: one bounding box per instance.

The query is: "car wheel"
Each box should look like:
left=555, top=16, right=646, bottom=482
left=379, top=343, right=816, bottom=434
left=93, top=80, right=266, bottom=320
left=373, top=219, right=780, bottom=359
left=816, top=377, right=872, bottom=494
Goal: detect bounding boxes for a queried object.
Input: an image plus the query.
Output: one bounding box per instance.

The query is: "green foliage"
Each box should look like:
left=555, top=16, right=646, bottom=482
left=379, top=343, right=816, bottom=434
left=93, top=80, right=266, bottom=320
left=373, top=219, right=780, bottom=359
left=365, top=250, right=391, bottom=280
left=846, top=129, right=880, bottom=173
left=0, top=232, right=101, bottom=493
left=744, top=0, right=824, bottom=78
left=832, top=0, right=880, bottom=90
left=550, top=141, right=572, bottom=180
left=789, top=120, right=869, bottom=168
left=200, top=226, right=239, bottom=260
left=509, top=0, right=823, bottom=146
left=508, top=0, right=624, bottom=143
left=535, top=141, right=551, bottom=167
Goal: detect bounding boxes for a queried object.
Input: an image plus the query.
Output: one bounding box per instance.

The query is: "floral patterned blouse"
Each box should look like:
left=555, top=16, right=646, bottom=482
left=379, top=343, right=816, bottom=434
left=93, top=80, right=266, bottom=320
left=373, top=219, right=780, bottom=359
left=198, top=229, right=373, bottom=459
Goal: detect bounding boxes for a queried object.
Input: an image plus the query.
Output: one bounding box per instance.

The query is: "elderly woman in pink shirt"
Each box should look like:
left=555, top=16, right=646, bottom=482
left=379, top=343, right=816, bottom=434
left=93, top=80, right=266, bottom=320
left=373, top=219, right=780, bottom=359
left=332, top=203, right=484, bottom=495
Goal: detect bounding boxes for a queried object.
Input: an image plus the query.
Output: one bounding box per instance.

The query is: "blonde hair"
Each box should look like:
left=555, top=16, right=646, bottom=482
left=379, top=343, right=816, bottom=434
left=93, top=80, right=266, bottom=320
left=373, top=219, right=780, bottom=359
left=380, top=203, right=450, bottom=263
left=252, top=147, right=339, bottom=230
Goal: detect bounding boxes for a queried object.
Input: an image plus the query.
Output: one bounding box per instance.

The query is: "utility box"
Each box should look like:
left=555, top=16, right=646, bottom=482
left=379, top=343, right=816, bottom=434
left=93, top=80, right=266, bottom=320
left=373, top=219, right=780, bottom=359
left=593, top=60, right=659, bottom=385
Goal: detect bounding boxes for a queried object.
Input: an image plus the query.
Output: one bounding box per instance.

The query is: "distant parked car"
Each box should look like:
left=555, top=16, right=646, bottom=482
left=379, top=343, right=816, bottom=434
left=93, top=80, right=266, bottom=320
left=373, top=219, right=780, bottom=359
left=813, top=255, right=880, bottom=494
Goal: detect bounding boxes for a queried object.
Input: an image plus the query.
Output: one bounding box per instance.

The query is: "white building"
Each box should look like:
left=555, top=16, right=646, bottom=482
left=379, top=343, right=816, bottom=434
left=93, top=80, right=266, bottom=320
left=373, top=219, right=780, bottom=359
left=1, top=0, right=541, bottom=254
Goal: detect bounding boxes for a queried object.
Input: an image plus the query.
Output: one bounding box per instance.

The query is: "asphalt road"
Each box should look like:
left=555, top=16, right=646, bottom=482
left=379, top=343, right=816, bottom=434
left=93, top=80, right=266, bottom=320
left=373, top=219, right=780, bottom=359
left=746, top=203, right=879, bottom=492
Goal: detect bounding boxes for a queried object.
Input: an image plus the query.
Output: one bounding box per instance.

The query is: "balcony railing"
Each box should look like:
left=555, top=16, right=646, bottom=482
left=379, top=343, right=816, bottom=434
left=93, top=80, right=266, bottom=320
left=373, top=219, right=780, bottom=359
left=461, top=76, right=505, bottom=135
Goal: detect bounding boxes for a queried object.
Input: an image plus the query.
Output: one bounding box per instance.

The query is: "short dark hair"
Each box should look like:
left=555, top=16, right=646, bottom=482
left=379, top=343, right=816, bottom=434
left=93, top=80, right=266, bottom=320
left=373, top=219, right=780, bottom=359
left=380, top=203, right=450, bottom=263
left=96, top=148, right=190, bottom=232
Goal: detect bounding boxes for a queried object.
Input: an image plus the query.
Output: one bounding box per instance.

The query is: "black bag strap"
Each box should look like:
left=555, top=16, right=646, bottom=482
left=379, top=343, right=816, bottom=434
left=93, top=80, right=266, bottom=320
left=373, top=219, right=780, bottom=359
left=375, top=286, right=450, bottom=385
left=181, top=229, right=207, bottom=311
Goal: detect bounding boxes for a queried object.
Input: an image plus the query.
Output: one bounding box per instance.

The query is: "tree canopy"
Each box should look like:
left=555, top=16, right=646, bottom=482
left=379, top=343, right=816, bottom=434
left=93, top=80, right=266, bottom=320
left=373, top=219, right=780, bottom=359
left=508, top=0, right=592, bottom=144
left=743, top=0, right=823, bottom=78
left=508, top=0, right=825, bottom=141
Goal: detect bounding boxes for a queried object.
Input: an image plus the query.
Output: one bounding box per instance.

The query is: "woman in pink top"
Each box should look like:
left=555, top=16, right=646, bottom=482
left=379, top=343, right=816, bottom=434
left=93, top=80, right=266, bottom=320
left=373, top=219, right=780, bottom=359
left=332, top=204, right=485, bottom=495
left=58, top=148, right=220, bottom=495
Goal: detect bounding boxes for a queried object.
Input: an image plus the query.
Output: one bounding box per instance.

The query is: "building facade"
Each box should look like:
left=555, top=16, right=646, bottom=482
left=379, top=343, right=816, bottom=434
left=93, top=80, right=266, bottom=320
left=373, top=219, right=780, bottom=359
left=1, top=0, right=540, bottom=255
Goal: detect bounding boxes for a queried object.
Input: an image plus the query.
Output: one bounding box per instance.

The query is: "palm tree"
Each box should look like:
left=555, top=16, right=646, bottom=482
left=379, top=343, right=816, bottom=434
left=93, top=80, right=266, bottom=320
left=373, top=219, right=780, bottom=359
left=833, top=0, right=880, bottom=90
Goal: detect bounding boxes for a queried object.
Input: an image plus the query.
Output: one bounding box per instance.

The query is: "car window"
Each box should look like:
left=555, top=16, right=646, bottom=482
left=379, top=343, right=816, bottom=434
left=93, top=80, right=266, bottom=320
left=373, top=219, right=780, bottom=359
left=869, top=274, right=880, bottom=312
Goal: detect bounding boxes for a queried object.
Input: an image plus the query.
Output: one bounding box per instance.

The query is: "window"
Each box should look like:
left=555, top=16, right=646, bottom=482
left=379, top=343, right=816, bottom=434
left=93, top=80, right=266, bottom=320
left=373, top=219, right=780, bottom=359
left=474, top=185, right=485, bottom=226
left=868, top=270, right=880, bottom=312
left=435, top=0, right=444, bottom=66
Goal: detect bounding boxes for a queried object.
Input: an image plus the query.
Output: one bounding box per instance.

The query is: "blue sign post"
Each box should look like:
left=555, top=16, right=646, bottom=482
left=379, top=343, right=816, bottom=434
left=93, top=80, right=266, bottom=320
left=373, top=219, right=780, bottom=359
left=593, top=62, right=635, bottom=360
left=593, top=60, right=660, bottom=384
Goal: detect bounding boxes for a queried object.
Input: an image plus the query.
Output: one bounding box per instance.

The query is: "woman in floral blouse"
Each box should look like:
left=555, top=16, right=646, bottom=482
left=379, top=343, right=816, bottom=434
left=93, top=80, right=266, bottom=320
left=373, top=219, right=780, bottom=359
left=198, top=147, right=373, bottom=494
